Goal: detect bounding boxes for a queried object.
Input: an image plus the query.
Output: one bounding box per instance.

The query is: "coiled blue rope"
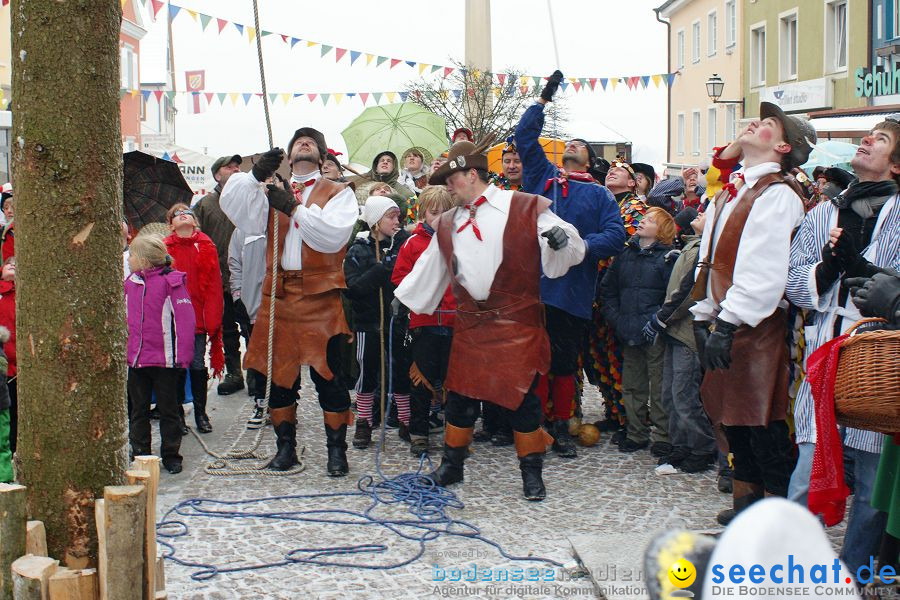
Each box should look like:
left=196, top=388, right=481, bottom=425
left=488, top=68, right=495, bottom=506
left=157, top=314, right=563, bottom=581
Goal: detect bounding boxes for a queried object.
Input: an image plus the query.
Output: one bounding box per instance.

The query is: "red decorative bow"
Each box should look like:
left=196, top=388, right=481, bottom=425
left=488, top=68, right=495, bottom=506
left=723, top=174, right=745, bottom=202
left=457, top=196, right=487, bottom=241
left=544, top=177, right=569, bottom=198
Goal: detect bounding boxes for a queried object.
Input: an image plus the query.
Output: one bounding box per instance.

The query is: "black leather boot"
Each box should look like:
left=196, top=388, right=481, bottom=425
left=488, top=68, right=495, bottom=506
left=519, top=453, right=546, bottom=501
left=429, top=444, right=468, bottom=486
left=551, top=420, right=577, bottom=458
left=190, top=368, right=212, bottom=433
left=323, top=410, right=352, bottom=477
left=268, top=406, right=298, bottom=471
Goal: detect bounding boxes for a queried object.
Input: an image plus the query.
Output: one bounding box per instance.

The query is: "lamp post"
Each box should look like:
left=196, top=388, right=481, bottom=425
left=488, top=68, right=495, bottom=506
left=705, top=73, right=744, bottom=109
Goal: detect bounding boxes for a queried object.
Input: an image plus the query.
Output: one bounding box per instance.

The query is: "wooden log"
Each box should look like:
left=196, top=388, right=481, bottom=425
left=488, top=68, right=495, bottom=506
left=93, top=501, right=106, bottom=600
left=25, top=522, right=47, bottom=557
left=153, top=556, right=165, bottom=593
left=152, top=593, right=166, bottom=600
left=124, top=470, right=149, bottom=487
left=131, top=457, right=159, bottom=600
left=47, top=569, right=97, bottom=600
left=101, top=486, right=145, bottom=600
left=0, top=483, right=27, bottom=600
left=11, top=555, right=58, bottom=600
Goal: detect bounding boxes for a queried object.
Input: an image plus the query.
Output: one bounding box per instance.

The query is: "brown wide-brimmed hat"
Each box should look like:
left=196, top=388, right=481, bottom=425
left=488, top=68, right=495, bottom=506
left=429, top=136, right=495, bottom=185
left=760, top=102, right=817, bottom=170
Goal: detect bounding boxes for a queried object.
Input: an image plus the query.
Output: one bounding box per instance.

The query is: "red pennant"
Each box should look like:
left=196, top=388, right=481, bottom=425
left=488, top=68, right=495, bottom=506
left=216, top=18, right=228, bottom=33
left=466, top=88, right=475, bottom=97
left=335, top=48, right=347, bottom=62
left=360, top=93, right=369, bottom=104
left=280, top=34, right=289, bottom=44
left=307, top=94, right=317, bottom=102
left=150, top=0, right=164, bottom=17
left=573, top=82, right=582, bottom=92
left=588, top=78, right=597, bottom=91
left=443, top=67, right=454, bottom=77
left=254, top=93, right=263, bottom=97
left=497, top=73, right=506, bottom=86
left=153, top=90, right=164, bottom=102
left=390, top=59, right=401, bottom=69
left=204, top=92, right=213, bottom=103
left=628, top=76, right=640, bottom=89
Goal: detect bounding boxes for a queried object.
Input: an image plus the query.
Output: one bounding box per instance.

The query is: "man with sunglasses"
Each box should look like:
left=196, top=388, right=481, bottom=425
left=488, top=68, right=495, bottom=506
left=786, top=117, right=900, bottom=574
left=514, top=70, right=626, bottom=457
left=691, top=102, right=814, bottom=526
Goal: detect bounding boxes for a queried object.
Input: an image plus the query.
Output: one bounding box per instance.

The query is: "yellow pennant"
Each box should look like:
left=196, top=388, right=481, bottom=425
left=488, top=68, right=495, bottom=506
left=386, top=91, right=397, bottom=103
left=610, top=77, right=619, bottom=90
left=651, top=74, right=662, bottom=88
left=307, top=41, right=318, bottom=48
left=418, top=63, right=429, bottom=75
left=228, top=92, right=239, bottom=106
left=130, top=89, right=139, bottom=98
left=247, top=27, right=256, bottom=43
left=366, top=53, right=374, bottom=65
left=120, top=0, right=127, bottom=10
left=187, top=9, right=198, bottom=20
left=334, top=93, right=344, bottom=104
left=280, top=93, right=291, bottom=105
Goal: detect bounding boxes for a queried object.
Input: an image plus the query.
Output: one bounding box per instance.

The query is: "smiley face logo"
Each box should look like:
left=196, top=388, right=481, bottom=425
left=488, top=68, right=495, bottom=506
left=667, top=558, right=696, bottom=588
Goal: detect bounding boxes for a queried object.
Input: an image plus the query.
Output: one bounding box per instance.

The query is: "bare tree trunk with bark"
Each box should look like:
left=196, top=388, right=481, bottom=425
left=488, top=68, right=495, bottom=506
left=11, top=0, right=128, bottom=566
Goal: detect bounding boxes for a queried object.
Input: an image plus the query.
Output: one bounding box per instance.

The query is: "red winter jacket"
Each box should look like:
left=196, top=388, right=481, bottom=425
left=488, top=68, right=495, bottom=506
left=1, top=223, right=14, bottom=262
left=165, top=231, right=224, bottom=374
left=391, top=222, right=456, bottom=329
left=0, top=280, right=16, bottom=376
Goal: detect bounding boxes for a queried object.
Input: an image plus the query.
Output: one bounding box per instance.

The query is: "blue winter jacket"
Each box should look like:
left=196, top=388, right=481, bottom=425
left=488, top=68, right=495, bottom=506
left=515, top=103, right=626, bottom=319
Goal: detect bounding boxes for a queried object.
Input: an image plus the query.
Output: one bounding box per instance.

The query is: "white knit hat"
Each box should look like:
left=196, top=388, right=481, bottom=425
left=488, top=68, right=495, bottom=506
left=362, top=196, right=400, bottom=229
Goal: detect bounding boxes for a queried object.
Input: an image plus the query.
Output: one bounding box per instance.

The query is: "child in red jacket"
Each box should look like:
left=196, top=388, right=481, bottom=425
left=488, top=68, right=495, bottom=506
left=391, top=186, right=456, bottom=456
left=164, top=203, right=224, bottom=433
left=0, top=257, right=16, bottom=457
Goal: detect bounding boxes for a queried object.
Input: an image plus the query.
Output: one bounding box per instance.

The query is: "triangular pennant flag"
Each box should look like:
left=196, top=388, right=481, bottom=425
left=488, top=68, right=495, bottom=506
left=418, top=63, right=429, bottom=75
left=280, top=34, right=289, bottom=44
left=260, top=30, right=272, bottom=37
left=360, top=92, right=369, bottom=104
left=335, top=48, right=347, bottom=62
left=254, top=93, right=263, bottom=98
left=141, top=90, right=152, bottom=101
left=452, top=89, right=461, bottom=101
left=321, top=93, right=330, bottom=105
left=280, top=93, right=291, bottom=104
left=579, top=77, right=588, bottom=86
left=641, top=75, right=650, bottom=88
left=572, top=82, right=582, bottom=92
left=247, top=27, right=256, bottom=43
left=165, top=91, right=175, bottom=101
left=186, top=9, right=198, bottom=20
left=151, top=0, right=164, bottom=18
left=366, top=53, right=374, bottom=65
left=568, top=77, right=577, bottom=84
left=386, top=92, right=397, bottom=103
left=204, top=92, right=213, bottom=103
left=320, top=45, right=332, bottom=57
left=492, top=87, right=501, bottom=98
left=466, top=87, right=475, bottom=97
left=307, top=94, right=317, bottom=102
left=217, top=92, right=227, bottom=104
left=532, top=76, right=541, bottom=86
left=399, top=91, right=409, bottom=101
left=460, top=68, right=468, bottom=77
left=405, top=61, right=416, bottom=68
left=431, top=65, right=442, bottom=74
left=130, top=89, right=139, bottom=98
left=291, top=37, right=301, bottom=48
left=234, top=23, right=244, bottom=36
left=334, top=93, right=344, bottom=104
left=589, top=78, right=597, bottom=91
left=610, top=77, right=619, bottom=90
left=667, top=73, right=677, bottom=87
left=268, top=93, right=277, bottom=104
left=373, top=92, right=383, bottom=104
left=629, top=76, right=640, bottom=89
left=497, top=73, right=506, bottom=86
left=242, top=93, right=252, bottom=105
left=390, top=59, right=401, bottom=69
left=560, top=81, right=569, bottom=91
left=228, top=92, right=239, bottom=106
left=599, top=78, right=608, bottom=90
left=350, top=50, right=361, bottom=65
left=651, top=74, right=661, bottom=88
left=216, top=18, right=227, bottom=33
left=346, top=93, right=356, bottom=98
left=307, top=41, right=317, bottom=48
left=120, top=0, right=127, bottom=11
left=444, top=67, right=454, bottom=78
left=199, top=13, right=212, bottom=30
left=293, top=93, right=303, bottom=98
left=376, top=56, right=388, bottom=67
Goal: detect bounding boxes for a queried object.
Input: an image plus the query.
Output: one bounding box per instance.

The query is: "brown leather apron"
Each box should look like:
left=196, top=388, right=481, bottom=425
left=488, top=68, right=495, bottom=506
left=437, top=191, right=551, bottom=410
left=244, top=178, right=352, bottom=387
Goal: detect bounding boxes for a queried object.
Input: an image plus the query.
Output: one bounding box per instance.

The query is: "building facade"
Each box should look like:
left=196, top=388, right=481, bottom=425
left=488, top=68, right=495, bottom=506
left=658, top=0, right=744, bottom=175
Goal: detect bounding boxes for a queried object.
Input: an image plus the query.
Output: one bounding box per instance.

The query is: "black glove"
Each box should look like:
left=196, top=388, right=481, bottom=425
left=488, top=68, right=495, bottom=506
left=816, top=240, right=842, bottom=292
left=252, top=148, right=284, bottom=182
left=265, top=174, right=297, bottom=217
left=642, top=314, right=665, bottom=345
left=831, top=231, right=870, bottom=277
left=540, top=70, right=564, bottom=102
left=541, top=225, right=568, bottom=250
left=703, top=318, right=738, bottom=371
left=233, top=297, right=251, bottom=326
left=845, top=271, right=900, bottom=323
left=693, top=321, right=711, bottom=363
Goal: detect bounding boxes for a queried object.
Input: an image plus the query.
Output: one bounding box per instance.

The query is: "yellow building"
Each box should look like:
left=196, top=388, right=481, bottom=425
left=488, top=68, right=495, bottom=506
left=657, top=0, right=744, bottom=176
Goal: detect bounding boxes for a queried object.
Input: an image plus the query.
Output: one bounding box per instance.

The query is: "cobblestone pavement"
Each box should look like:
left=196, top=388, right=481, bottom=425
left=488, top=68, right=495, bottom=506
left=155, top=375, right=855, bottom=600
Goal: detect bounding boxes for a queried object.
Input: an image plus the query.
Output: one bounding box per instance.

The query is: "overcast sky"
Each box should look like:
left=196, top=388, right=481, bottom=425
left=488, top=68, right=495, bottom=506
left=140, top=0, right=669, bottom=168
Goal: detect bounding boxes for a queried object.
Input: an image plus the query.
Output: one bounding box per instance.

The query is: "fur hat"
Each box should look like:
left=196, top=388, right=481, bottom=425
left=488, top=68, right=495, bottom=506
left=286, top=127, right=328, bottom=164
left=674, top=206, right=698, bottom=235
left=362, top=196, right=400, bottom=229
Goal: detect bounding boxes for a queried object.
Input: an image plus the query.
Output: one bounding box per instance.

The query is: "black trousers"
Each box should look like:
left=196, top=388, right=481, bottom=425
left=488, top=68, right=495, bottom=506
left=545, top=304, right=590, bottom=376
left=409, top=329, right=452, bottom=437
left=724, top=421, right=796, bottom=496
left=243, top=323, right=266, bottom=400
left=446, top=377, right=543, bottom=434
left=268, top=335, right=351, bottom=413
left=355, top=329, right=411, bottom=396
left=128, top=367, right=182, bottom=461
left=222, top=291, right=248, bottom=374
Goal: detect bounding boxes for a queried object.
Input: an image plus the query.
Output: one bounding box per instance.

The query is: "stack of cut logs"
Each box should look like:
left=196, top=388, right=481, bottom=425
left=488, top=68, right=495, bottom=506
left=0, top=456, right=168, bottom=600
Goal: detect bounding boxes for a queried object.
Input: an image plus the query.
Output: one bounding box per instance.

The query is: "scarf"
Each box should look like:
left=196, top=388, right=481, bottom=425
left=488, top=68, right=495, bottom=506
left=398, top=168, right=428, bottom=192
left=834, top=179, right=897, bottom=219
left=806, top=333, right=851, bottom=527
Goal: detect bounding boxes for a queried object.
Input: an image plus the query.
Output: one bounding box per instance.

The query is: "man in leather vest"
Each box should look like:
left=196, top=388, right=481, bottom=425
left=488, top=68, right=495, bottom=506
left=691, top=102, right=815, bottom=526
left=394, top=141, right=586, bottom=501
left=220, top=128, right=359, bottom=476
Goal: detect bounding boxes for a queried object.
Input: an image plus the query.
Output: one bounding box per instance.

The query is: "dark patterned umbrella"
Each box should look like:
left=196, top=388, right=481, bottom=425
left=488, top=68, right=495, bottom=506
left=123, top=151, right=194, bottom=229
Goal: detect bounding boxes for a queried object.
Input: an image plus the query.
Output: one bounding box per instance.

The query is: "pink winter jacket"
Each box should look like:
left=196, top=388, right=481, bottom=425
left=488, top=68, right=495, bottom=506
left=125, top=266, right=196, bottom=369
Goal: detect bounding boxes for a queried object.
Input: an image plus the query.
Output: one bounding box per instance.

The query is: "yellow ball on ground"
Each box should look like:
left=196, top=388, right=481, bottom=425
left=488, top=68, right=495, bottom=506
left=577, top=424, right=600, bottom=447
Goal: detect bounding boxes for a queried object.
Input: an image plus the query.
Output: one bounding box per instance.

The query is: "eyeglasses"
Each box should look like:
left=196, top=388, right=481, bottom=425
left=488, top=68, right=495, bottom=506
left=566, top=140, right=587, bottom=148
left=173, top=209, right=194, bottom=218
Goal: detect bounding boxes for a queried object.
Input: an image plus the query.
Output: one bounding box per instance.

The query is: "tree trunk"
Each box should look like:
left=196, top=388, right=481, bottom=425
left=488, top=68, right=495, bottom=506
left=11, top=0, right=127, bottom=566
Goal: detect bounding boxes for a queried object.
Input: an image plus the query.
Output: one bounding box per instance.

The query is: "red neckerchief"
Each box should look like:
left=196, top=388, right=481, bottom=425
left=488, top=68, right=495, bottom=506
left=722, top=173, right=746, bottom=202
left=566, top=171, right=595, bottom=183
left=544, top=170, right=595, bottom=198
left=289, top=179, right=317, bottom=227
left=544, top=177, right=568, bottom=198
left=457, top=196, right=487, bottom=241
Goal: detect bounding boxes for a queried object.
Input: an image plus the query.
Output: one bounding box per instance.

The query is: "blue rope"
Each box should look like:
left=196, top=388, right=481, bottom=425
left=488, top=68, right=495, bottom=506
left=157, top=314, right=563, bottom=581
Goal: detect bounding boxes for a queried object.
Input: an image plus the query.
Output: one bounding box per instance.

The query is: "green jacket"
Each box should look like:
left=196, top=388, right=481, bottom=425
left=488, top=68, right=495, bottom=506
left=193, top=185, right=234, bottom=290
left=658, top=235, right=701, bottom=349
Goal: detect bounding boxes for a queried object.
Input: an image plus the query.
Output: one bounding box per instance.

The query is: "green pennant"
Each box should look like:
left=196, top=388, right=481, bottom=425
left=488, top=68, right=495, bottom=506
left=217, top=92, right=227, bottom=104
left=320, top=45, right=333, bottom=57
left=321, top=93, right=331, bottom=105
left=431, top=65, right=441, bottom=73
left=579, top=78, right=587, bottom=85
left=532, top=76, right=541, bottom=86
left=376, top=56, right=388, bottom=67
left=373, top=92, right=383, bottom=103
left=268, top=93, right=277, bottom=103
left=165, top=91, right=175, bottom=101
left=199, top=13, right=212, bottom=30
left=260, top=30, right=272, bottom=37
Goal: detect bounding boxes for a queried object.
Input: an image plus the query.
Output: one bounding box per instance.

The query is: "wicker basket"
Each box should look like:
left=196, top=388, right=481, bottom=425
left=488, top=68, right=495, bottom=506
left=834, top=318, right=900, bottom=434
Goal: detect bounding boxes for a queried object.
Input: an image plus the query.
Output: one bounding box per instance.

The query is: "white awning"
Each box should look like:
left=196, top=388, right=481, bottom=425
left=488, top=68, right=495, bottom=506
left=809, top=112, right=896, bottom=135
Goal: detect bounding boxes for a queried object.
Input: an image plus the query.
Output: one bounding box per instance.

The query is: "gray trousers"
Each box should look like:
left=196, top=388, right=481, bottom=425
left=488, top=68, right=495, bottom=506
left=660, top=339, right=716, bottom=456
left=621, top=341, right=667, bottom=444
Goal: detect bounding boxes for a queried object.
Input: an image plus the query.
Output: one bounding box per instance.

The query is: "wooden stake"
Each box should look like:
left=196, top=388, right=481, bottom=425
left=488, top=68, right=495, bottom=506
left=25, top=522, right=47, bottom=558
left=47, top=569, right=97, bottom=600
left=124, top=470, right=149, bottom=487
left=93, top=501, right=106, bottom=600
left=153, top=557, right=165, bottom=593
left=152, top=593, right=167, bottom=600
left=101, top=486, right=145, bottom=600
left=0, top=483, right=27, bottom=600
left=11, top=554, right=58, bottom=600
left=131, top=456, right=159, bottom=600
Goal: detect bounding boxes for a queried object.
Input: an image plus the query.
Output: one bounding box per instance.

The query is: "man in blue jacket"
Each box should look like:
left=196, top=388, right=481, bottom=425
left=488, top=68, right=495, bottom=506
left=515, top=70, right=627, bottom=457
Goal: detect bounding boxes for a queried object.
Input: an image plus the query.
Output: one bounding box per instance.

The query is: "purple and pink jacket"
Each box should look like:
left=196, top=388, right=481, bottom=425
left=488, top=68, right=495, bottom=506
left=125, top=266, right=196, bottom=369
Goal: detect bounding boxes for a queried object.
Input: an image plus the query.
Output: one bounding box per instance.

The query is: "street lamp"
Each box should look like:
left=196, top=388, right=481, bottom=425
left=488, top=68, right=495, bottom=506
left=705, top=73, right=744, bottom=109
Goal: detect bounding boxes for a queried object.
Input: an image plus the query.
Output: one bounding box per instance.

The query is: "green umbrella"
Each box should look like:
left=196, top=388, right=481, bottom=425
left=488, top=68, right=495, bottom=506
left=341, top=102, right=448, bottom=168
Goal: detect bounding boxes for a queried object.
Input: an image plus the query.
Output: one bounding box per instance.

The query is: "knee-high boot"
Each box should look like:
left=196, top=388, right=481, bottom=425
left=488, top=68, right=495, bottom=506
left=514, top=428, right=554, bottom=501
left=268, top=405, right=299, bottom=471
left=429, top=424, right=473, bottom=486
left=190, top=368, right=212, bottom=433
left=323, top=410, right=354, bottom=477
